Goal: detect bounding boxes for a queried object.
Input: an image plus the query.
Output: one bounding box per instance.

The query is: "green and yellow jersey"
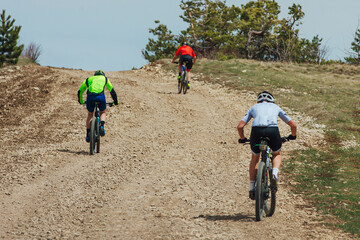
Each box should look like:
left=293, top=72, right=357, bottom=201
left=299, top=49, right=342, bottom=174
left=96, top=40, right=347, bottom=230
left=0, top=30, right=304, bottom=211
left=78, top=75, right=114, bottom=104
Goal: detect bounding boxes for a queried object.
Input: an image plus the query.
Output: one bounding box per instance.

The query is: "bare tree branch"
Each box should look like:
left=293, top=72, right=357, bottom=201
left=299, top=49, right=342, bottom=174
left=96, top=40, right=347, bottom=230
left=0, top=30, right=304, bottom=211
left=23, top=42, right=42, bottom=63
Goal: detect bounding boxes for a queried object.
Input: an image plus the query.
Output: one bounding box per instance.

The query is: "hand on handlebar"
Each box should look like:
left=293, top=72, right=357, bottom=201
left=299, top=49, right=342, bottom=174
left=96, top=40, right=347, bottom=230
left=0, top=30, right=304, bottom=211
left=287, top=134, right=296, bottom=140
left=282, top=134, right=296, bottom=142
left=108, top=102, right=117, bottom=107
left=238, top=138, right=249, bottom=144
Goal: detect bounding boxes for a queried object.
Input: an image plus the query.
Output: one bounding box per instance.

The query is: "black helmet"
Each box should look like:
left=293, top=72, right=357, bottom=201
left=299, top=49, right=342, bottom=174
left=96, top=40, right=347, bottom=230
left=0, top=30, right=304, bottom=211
left=257, top=91, right=275, bottom=103
left=181, top=41, right=187, bottom=46
left=94, top=70, right=105, bottom=76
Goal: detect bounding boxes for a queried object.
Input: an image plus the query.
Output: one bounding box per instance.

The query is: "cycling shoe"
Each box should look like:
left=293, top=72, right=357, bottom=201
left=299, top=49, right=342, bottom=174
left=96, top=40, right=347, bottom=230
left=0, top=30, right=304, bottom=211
left=100, top=126, right=105, bottom=136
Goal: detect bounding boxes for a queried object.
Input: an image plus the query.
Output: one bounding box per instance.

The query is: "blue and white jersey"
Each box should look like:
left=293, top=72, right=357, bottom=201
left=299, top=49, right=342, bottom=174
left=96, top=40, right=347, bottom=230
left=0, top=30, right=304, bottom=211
left=242, top=102, right=291, bottom=127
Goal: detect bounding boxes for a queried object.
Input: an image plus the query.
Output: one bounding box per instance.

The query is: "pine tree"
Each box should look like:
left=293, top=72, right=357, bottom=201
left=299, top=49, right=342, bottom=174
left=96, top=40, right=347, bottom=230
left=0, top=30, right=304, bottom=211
left=141, top=20, right=178, bottom=62
left=345, top=28, right=360, bottom=65
left=0, top=9, right=24, bottom=67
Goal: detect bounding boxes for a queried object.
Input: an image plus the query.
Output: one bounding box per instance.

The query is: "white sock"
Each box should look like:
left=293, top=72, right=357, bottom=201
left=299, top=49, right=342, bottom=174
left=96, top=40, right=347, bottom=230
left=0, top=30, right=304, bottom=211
left=272, top=168, right=279, bottom=178
left=250, top=181, right=255, bottom=190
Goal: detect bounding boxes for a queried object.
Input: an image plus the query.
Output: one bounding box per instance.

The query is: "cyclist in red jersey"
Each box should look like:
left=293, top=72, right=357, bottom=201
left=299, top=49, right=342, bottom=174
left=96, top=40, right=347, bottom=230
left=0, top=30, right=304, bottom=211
left=171, top=42, right=196, bottom=88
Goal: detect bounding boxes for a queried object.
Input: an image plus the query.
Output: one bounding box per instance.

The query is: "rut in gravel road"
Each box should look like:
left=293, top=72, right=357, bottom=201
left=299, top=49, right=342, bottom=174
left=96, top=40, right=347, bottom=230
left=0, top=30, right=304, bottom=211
left=0, top=63, right=353, bottom=239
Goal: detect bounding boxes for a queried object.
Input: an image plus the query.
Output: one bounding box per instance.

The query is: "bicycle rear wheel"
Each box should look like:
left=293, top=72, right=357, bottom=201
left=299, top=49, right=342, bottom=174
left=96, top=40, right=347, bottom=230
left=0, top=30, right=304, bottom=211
left=255, top=161, right=266, bottom=221
left=89, top=118, right=96, bottom=155
left=96, top=120, right=100, bottom=153
left=178, top=77, right=182, bottom=93
left=265, top=166, right=276, bottom=216
left=183, top=71, right=188, bottom=94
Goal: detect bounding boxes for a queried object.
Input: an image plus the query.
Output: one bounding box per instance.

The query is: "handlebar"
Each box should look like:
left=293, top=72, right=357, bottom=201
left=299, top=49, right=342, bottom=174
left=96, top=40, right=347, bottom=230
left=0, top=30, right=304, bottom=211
left=83, top=101, right=117, bottom=107
left=238, top=135, right=295, bottom=145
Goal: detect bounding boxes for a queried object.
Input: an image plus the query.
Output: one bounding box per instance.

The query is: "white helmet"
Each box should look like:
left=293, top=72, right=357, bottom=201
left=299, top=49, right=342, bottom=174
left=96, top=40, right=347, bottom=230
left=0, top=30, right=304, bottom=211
left=257, top=91, right=275, bottom=103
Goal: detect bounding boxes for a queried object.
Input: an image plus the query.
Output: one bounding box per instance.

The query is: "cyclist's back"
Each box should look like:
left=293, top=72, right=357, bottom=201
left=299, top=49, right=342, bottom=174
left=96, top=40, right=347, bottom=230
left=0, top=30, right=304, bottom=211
left=174, top=45, right=196, bottom=58
left=243, top=101, right=291, bottom=128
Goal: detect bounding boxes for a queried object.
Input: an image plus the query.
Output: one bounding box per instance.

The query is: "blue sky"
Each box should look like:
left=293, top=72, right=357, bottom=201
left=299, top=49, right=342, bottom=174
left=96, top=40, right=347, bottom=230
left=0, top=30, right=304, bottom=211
left=1, top=0, right=360, bottom=71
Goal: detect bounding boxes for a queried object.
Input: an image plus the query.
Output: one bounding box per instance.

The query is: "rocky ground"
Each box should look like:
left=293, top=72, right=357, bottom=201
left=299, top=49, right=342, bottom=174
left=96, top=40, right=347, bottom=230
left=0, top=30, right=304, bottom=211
left=0, top=62, right=354, bottom=239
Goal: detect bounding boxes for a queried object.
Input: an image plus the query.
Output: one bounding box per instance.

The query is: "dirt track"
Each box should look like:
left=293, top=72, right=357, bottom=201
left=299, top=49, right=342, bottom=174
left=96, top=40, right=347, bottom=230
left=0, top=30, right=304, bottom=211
left=0, top=63, right=353, bottom=239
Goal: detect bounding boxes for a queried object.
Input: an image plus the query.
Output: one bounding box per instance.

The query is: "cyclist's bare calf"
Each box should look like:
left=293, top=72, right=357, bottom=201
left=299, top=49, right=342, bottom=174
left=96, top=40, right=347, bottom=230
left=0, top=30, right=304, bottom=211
left=249, top=153, right=260, bottom=181
left=177, top=64, right=182, bottom=75
left=272, top=150, right=282, bottom=170
left=86, top=110, right=106, bottom=129
left=249, top=149, right=281, bottom=181
left=187, top=70, right=191, bottom=83
left=177, top=64, right=192, bottom=83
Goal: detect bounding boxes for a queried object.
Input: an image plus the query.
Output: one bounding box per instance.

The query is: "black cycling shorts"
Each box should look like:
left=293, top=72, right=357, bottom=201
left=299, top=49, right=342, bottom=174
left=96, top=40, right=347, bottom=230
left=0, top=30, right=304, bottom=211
left=179, top=55, right=193, bottom=71
left=250, top=126, right=282, bottom=154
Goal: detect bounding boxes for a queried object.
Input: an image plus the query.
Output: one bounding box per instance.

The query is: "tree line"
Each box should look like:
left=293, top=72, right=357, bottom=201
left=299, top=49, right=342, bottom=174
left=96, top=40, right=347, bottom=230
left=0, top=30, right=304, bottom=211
left=142, top=0, right=360, bottom=65
left=1, top=3, right=360, bottom=67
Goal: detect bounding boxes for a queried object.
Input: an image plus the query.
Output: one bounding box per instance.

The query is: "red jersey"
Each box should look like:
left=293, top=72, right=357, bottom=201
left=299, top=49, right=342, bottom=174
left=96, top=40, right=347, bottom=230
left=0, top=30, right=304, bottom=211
left=174, top=46, right=196, bottom=58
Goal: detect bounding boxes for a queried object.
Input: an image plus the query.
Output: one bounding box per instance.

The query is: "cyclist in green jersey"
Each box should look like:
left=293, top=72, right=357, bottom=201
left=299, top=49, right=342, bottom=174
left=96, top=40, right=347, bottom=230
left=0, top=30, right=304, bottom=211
left=78, top=70, right=118, bottom=142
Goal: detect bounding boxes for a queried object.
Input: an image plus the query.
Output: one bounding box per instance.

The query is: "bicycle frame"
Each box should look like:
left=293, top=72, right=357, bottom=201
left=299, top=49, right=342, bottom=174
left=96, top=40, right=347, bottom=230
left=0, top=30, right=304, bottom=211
left=240, top=135, right=290, bottom=221
left=94, top=104, right=101, bottom=123
left=259, top=139, right=272, bottom=168
left=84, top=101, right=114, bottom=155
left=254, top=138, right=275, bottom=221
left=175, top=61, right=189, bottom=94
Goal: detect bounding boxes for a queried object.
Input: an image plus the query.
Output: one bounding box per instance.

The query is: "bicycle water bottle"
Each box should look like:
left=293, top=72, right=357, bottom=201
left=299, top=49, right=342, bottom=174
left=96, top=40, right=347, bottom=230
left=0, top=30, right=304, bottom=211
left=182, top=65, right=186, bottom=72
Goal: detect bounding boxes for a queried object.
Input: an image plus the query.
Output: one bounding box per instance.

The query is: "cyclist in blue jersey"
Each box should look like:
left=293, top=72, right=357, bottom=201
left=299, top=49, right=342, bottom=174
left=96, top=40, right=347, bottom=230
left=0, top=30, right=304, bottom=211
left=237, top=91, right=297, bottom=200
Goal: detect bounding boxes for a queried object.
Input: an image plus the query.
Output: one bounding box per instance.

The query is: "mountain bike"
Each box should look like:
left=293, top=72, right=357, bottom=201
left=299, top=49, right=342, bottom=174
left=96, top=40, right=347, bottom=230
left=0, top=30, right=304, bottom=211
left=241, top=136, right=291, bottom=221
left=174, top=61, right=189, bottom=94
left=89, top=101, right=114, bottom=155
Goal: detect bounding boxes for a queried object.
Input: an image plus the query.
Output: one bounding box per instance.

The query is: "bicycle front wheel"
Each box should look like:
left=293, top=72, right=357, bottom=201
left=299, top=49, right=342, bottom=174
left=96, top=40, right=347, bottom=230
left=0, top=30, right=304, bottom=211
left=255, top=161, right=266, bottom=221
left=90, top=118, right=96, bottom=155
left=96, top=120, right=100, bottom=153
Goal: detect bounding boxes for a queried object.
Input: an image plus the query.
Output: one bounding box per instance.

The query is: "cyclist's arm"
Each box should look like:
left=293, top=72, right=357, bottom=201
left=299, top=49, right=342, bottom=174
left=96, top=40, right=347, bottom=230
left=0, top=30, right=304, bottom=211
left=77, top=80, right=87, bottom=104
left=172, top=54, right=179, bottom=63
left=192, top=49, right=196, bottom=64
left=237, top=120, right=247, bottom=139
left=172, top=48, right=181, bottom=63
left=287, top=120, right=297, bottom=137
left=279, top=107, right=296, bottom=136
left=105, top=79, right=114, bottom=92
left=237, top=107, right=253, bottom=139
left=105, top=80, right=118, bottom=104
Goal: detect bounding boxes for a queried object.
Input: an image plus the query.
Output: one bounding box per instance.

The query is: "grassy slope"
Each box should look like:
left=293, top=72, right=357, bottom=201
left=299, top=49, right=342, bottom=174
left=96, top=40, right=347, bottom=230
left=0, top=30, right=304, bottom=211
left=163, top=58, right=360, bottom=237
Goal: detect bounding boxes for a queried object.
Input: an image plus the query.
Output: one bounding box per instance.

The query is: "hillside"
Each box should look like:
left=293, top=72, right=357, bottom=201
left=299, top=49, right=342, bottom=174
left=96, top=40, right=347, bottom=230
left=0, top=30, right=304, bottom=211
left=0, top=62, right=354, bottom=239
